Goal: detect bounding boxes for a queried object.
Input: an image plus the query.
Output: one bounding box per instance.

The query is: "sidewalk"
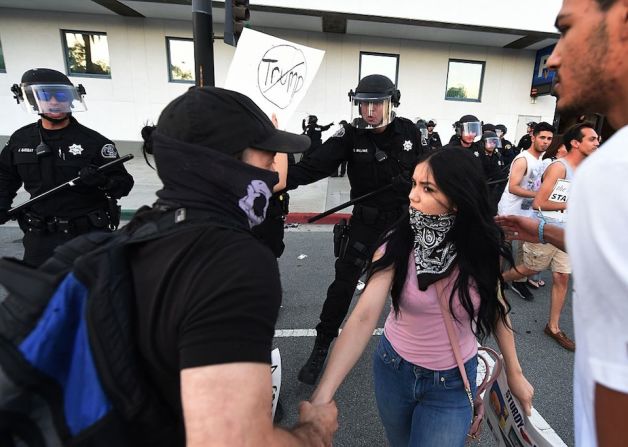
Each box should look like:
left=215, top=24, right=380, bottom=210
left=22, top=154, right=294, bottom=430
left=12, top=157, right=352, bottom=224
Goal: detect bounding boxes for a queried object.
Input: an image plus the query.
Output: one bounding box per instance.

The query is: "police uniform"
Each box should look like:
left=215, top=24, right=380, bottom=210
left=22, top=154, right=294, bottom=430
left=427, top=131, right=442, bottom=150
left=442, top=138, right=484, bottom=155
left=517, top=134, right=532, bottom=151
left=0, top=117, right=134, bottom=266
left=301, top=120, right=333, bottom=159
left=479, top=150, right=508, bottom=212
left=287, top=116, right=426, bottom=340
left=500, top=138, right=517, bottom=167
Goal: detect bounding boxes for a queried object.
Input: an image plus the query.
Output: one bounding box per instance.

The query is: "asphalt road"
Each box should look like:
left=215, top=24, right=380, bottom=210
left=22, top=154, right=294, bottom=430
left=0, top=225, right=575, bottom=446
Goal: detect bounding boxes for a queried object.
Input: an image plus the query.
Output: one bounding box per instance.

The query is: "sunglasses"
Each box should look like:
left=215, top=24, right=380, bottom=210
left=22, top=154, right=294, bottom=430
left=35, top=90, right=71, bottom=102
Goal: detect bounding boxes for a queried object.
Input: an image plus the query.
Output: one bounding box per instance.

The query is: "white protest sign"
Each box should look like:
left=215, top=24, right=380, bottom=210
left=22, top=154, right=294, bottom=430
left=549, top=179, right=570, bottom=203
left=224, top=28, right=325, bottom=126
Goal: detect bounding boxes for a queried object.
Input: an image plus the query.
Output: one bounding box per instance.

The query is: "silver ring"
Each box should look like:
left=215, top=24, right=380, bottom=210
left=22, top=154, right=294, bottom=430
left=514, top=231, right=519, bottom=237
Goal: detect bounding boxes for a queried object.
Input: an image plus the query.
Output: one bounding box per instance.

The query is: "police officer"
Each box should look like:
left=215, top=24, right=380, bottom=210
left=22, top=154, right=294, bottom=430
left=426, top=119, right=442, bottom=150
left=301, top=115, right=334, bottom=160
left=480, top=131, right=508, bottom=212
left=495, top=124, right=516, bottom=167
left=443, top=114, right=484, bottom=155
left=286, top=74, right=427, bottom=384
left=517, top=121, right=537, bottom=151
left=0, top=68, right=134, bottom=266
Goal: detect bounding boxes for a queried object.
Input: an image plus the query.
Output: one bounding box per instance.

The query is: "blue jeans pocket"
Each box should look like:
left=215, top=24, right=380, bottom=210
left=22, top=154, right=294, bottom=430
left=375, top=336, right=402, bottom=370
left=440, top=356, right=478, bottom=392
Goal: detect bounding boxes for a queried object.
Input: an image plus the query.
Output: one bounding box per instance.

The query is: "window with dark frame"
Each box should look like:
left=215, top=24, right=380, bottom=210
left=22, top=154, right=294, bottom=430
left=62, top=30, right=111, bottom=77
left=166, top=37, right=195, bottom=83
left=445, top=59, right=485, bottom=102
left=359, top=52, right=399, bottom=86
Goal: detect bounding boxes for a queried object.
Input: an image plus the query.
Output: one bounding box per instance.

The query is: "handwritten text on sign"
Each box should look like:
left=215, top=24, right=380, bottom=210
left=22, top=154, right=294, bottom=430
left=258, top=45, right=307, bottom=109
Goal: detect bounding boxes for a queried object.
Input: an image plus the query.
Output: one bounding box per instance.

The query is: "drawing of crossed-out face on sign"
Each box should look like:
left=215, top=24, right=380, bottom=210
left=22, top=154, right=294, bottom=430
left=258, top=45, right=307, bottom=109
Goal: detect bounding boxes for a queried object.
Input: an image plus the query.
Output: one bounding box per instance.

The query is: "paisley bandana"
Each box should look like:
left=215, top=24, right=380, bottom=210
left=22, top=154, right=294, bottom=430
left=409, top=207, right=457, bottom=290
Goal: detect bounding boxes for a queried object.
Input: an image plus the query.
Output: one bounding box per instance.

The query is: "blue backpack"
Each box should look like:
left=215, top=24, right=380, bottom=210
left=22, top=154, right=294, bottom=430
left=0, top=207, right=218, bottom=446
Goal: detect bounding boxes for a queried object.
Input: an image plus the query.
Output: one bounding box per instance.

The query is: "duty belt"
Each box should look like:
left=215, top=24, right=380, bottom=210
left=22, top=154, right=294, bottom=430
left=19, top=209, right=111, bottom=235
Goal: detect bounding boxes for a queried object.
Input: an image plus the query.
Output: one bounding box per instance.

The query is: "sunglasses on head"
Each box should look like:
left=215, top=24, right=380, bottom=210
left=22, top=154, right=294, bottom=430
left=35, top=90, right=71, bottom=102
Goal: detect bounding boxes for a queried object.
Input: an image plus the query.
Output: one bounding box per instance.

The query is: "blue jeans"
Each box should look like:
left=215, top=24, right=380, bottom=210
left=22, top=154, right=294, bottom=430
left=372, top=336, right=478, bottom=447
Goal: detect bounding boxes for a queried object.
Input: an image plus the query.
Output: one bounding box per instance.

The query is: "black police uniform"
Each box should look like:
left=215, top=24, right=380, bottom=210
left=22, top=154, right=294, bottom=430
left=442, top=138, right=484, bottom=155
left=0, top=117, right=134, bottom=266
left=301, top=120, right=333, bottom=160
left=500, top=138, right=517, bottom=167
left=427, top=131, right=442, bottom=150
left=287, top=117, right=427, bottom=341
left=517, top=134, right=532, bottom=151
left=479, top=150, right=508, bottom=213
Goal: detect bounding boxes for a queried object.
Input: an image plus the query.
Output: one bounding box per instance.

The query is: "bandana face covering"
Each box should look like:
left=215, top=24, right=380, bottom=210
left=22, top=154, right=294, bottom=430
left=409, top=207, right=457, bottom=290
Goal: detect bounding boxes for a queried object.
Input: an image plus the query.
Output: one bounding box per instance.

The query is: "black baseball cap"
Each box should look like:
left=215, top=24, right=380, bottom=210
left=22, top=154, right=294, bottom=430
left=156, top=86, right=310, bottom=155
left=526, top=121, right=538, bottom=127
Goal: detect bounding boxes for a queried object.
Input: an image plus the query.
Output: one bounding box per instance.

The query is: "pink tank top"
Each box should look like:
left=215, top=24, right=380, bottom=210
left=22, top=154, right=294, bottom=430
left=383, top=253, right=480, bottom=370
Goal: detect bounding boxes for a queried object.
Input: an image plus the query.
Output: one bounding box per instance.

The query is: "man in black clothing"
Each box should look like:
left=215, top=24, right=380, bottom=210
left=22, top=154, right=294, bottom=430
left=426, top=119, right=442, bottom=150
left=132, top=87, right=337, bottom=445
left=517, top=121, right=537, bottom=151
left=0, top=68, right=133, bottom=266
left=301, top=115, right=334, bottom=160
left=443, top=114, right=484, bottom=156
left=286, top=74, right=428, bottom=385
left=496, top=124, right=517, bottom=167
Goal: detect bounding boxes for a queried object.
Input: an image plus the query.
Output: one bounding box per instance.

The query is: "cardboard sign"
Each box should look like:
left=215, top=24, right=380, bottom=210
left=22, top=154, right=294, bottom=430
left=225, top=28, right=325, bottom=126
left=481, top=354, right=567, bottom=447
left=271, top=348, right=282, bottom=419
left=549, top=179, right=570, bottom=203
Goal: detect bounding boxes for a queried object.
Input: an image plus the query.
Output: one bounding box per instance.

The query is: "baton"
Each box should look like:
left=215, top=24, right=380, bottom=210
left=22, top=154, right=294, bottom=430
left=8, top=154, right=134, bottom=216
left=307, top=183, right=393, bottom=223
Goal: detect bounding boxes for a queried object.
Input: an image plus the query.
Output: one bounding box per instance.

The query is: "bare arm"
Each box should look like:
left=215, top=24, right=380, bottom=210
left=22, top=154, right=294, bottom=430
left=181, top=363, right=338, bottom=446
left=311, top=265, right=394, bottom=405
left=595, top=384, right=628, bottom=447
left=494, top=311, right=534, bottom=416
left=273, top=153, right=288, bottom=192
left=507, top=157, right=536, bottom=198
left=532, top=163, right=567, bottom=212
left=495, top=215, right=566, bottom=251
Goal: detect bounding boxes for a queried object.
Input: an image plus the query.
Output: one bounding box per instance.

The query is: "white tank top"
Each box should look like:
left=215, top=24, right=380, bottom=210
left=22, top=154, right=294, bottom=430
left=540, top=158, right=574, bottom=224
left=498, top=150, right=544, bottom=217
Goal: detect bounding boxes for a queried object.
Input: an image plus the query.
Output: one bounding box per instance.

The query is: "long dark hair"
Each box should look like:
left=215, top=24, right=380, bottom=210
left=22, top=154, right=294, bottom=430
left=366, top=149, right=511, bottom=342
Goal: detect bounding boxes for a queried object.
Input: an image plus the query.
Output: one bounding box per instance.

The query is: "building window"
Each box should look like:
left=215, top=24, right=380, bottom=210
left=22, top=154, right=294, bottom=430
left=167, top=37, right=195, bottom=83
left=0, top=38, right=5, bottom=72
left=445, top=59, right=485, bottom=102
left=359, top=52, right=399, bottom=86
left=62, top=30, right=111, bottom=77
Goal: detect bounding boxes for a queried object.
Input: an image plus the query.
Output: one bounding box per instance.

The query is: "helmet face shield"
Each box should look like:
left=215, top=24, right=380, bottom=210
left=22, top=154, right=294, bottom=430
left=21, top=84, right=87, bottom=114
left=350, top=94, right=394, bottom=130
left=458, top=121, right=482, bottom=141
left=483, top=136, right=502, bottom=150
left=495, top=129, right=504, bottom=138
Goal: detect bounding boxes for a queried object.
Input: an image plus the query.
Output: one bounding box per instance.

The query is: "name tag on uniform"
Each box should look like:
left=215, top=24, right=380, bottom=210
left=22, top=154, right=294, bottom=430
left=549, top=179, right=570, bottom=203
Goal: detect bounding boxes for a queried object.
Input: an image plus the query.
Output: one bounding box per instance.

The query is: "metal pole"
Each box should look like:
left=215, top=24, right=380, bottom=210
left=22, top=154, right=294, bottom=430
left=192, top=0, right=215, bottom=87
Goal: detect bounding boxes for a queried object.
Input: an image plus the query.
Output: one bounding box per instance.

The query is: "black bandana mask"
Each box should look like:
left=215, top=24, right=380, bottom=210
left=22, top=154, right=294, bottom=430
left=408, top=207, right=457, bottom=290
left=152, top=131, right=278, bottom=230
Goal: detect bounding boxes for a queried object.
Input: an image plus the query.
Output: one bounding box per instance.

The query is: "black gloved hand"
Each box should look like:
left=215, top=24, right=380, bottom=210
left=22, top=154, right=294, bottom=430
left=0, top=209, right=10, bottom=225
left=79, top=165, right=110, bottom=188
left=391, top=172, right=412, bottom=194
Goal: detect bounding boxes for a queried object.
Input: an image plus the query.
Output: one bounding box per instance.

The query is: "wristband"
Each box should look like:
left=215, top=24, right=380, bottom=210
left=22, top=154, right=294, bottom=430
left=538, top=219, right=547, bottom=244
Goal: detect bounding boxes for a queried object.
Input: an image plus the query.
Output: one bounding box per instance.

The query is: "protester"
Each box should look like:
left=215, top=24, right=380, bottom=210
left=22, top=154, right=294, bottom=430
left=311, top=149, right=533, bottom=447
left=134, top=86, right=337, bottom=446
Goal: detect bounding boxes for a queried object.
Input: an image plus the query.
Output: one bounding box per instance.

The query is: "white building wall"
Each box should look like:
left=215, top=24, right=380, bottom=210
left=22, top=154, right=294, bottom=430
left=0, top=7, right=555, bottom=146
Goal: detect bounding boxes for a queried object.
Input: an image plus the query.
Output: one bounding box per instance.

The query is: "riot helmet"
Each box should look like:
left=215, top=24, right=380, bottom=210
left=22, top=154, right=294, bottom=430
left=348, top=74, right=400, bottom=130
left=415, top=119, right=429, bottom=142
left=482, top=130, right=502, bottom=152
left=454, top=114, right=482, bottom=143
left=11, top=68, right=87, bottom=116
left=427, top=119, right=437, bottom=128
left=495, top=124, right=507, bottom=138
left=307, top=115, right=318, bottom=125
left=482, top=123, right=496, bottom=133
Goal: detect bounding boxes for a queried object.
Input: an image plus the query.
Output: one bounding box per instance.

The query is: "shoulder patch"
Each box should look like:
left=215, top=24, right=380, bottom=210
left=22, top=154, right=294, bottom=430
left=332, top=127, right=346, bottom=138
left=101, top=143, right=118, bottom=159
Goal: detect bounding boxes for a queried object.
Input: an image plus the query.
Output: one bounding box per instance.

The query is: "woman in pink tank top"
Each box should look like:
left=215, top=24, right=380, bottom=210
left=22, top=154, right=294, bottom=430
left=311, top=149, right=534, bottom=446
